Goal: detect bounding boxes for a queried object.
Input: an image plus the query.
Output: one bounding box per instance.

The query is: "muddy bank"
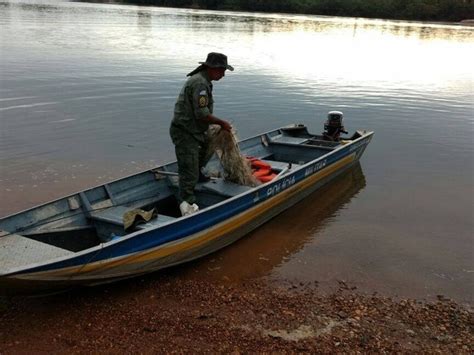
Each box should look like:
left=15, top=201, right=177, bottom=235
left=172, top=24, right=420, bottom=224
left=0, top=274, right=472, bottom=353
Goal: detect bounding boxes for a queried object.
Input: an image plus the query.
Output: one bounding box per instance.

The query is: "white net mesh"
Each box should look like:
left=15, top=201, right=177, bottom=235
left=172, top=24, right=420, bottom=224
left=207, top=125, right=260, bottom=187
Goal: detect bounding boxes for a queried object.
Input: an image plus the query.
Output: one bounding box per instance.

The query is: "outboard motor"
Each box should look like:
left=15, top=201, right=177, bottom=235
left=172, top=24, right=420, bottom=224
left=323, top=111, right=348, bottom=141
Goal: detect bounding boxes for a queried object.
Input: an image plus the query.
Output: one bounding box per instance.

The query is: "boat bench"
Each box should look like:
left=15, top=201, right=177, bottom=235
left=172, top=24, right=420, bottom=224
left=270, top=136, right=309, bottom=145
left=90, top=205, right=132, bottom=226
left=196, top=179, right=254, bottom=198
left=134, top=215, right=176, bottom=230
left=261, top=160, right=301, bottom=172
left=89, top=205, right=176, bottom=239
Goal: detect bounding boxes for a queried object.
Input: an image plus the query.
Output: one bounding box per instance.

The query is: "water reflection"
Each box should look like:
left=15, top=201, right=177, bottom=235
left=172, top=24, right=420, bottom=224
left=181, top=164, right=366, bottom=282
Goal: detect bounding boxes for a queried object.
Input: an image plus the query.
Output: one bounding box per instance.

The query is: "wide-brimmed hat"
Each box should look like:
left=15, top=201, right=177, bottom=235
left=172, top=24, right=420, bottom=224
left=199, top=52, right=234, bottom=71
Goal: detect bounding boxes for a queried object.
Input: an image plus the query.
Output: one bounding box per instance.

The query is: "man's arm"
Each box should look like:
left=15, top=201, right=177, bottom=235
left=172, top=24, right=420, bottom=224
left=191, top=83, right=232, bottom=131
left=200, top=114, right=232, bottom=131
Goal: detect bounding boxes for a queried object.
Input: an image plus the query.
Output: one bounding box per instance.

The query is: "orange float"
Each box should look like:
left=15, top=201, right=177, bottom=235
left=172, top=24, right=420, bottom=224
left=253, top=168, right=272, bottom=178
left=246, top=156, right=271, bottom=170
left=247, top=156, right=277, bottom=183
left=259, top=173, right=277, bottom=183
left=251, top=160, right=271, bottom=170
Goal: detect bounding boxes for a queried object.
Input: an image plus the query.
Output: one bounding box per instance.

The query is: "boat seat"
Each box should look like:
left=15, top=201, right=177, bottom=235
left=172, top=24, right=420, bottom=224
left=261, top=160, right=301, bottom=172
left=89, top=205, right=176, bottom=230
left=196, top=179, right=253, bottom=198
left=89, top=205, right=132, bottom=226
left=135, top=215, right=177, bottom=230
left=270, top=135, right=309, bottom=145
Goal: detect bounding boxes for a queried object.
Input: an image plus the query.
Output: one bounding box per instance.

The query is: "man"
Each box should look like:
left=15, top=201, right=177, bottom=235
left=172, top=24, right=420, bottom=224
left=170, top=52, right=233, bottom=216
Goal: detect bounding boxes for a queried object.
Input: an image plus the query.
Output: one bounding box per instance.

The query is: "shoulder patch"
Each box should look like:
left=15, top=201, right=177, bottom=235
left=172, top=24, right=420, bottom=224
left=199, top=95, right=207, bottom=107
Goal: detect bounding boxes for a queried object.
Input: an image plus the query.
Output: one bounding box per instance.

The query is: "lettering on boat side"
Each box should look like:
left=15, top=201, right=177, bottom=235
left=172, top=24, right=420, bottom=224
left=266, top=175, right=296, bottom=197
left=253, top=191, right=261, bottom=202
left=304, top=159, right=327, bottom=177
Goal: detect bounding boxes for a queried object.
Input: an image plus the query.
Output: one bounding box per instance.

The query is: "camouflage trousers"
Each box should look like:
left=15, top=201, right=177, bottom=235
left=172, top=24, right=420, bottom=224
left=170, top=125, right=212, bottom=205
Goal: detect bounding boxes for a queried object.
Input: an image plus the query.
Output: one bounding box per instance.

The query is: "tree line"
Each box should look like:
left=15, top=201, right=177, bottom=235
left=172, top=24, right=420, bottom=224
left=114, top=0, right=473, bottom=22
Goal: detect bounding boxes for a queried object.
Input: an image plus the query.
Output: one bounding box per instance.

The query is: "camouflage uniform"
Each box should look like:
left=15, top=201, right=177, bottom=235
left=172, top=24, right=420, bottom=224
left=170, top=70, right=215, bottom=204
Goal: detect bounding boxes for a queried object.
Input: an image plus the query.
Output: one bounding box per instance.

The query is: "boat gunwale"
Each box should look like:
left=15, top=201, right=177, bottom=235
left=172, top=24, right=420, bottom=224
left=1, top=129, right=374, bottom=276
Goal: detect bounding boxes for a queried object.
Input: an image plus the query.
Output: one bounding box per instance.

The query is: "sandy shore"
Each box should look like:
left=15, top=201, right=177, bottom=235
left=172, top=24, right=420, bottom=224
left=0, top=272, right=472, bottom=353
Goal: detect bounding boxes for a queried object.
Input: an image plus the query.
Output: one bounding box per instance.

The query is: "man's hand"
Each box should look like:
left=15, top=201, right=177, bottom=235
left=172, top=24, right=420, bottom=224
left=202, top=114, right=232, bottom=132
left=219, top=120, right=232, bottom=132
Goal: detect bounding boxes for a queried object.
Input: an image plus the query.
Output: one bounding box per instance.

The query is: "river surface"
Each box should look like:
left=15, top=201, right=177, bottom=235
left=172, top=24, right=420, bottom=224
left=0, top=0, right=473, bottom=304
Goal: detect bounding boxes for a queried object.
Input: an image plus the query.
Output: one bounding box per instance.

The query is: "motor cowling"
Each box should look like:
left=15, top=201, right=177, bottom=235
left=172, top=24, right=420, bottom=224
left=323, top=111, right=348, bottom=141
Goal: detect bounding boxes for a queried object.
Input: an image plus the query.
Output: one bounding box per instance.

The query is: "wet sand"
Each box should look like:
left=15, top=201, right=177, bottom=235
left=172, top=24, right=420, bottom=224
left=0, top=272, right=472, bottom=353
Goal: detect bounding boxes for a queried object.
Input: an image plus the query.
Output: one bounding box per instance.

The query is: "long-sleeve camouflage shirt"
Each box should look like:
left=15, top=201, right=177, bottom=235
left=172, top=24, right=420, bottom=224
left=171, top=70, right=214, bottom=143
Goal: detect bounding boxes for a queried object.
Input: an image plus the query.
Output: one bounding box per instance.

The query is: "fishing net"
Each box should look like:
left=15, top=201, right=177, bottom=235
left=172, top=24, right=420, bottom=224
left=207, top=125, right=260, bottom=187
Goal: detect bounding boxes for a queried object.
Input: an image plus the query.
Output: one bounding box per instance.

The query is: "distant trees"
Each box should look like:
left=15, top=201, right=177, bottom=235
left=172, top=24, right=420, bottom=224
left=116, top=0, right=474, bottom=22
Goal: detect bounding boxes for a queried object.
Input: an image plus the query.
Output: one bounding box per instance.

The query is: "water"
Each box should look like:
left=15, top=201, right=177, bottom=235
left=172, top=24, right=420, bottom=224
left=0, top=0, right=473, bottom=304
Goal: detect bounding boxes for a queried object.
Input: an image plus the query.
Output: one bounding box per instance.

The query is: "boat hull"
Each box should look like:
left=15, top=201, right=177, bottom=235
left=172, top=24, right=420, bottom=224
left=1, top=129, right=372, bottom=293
